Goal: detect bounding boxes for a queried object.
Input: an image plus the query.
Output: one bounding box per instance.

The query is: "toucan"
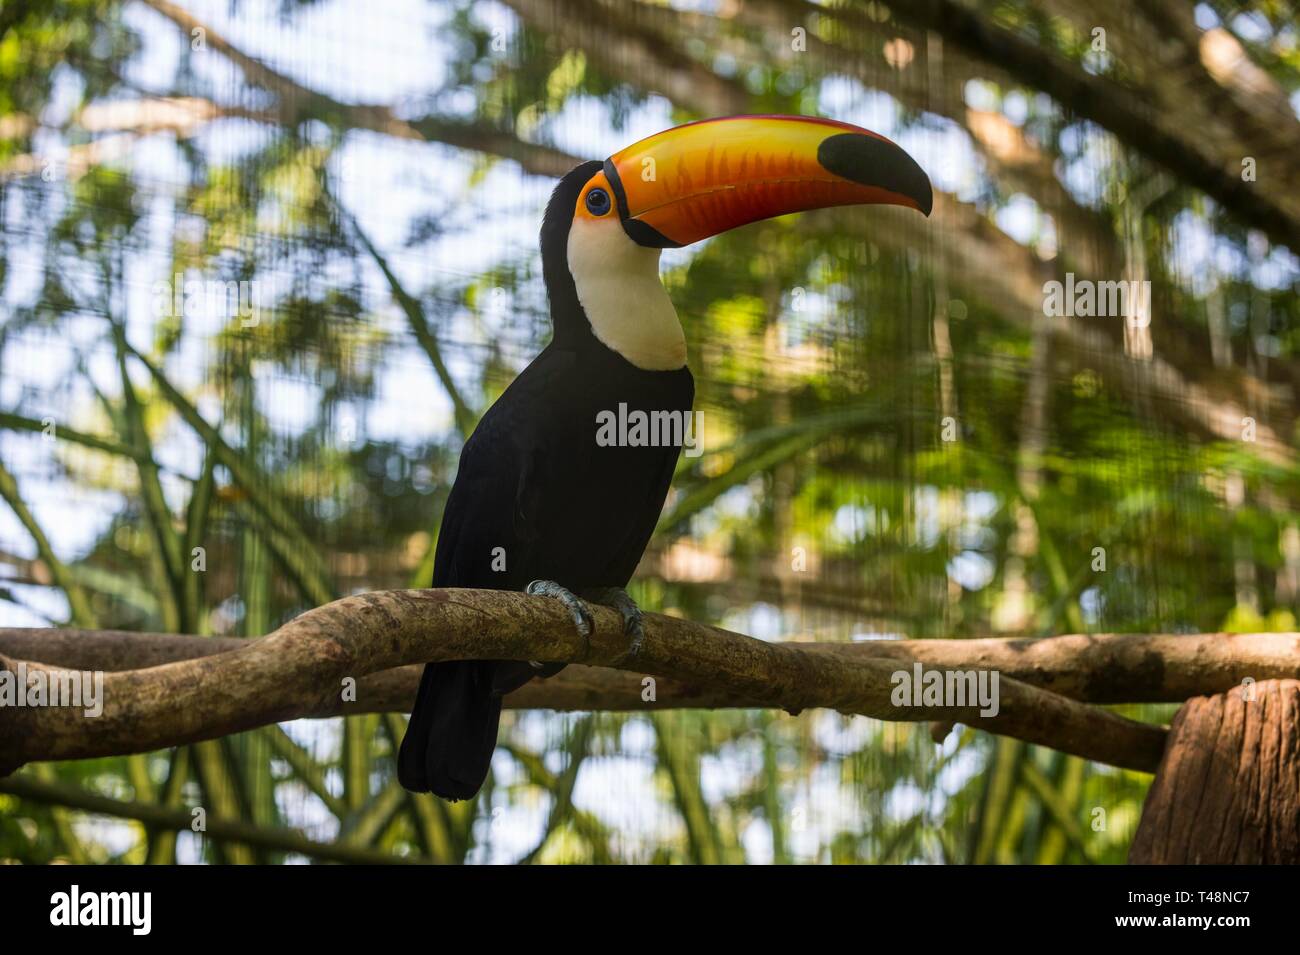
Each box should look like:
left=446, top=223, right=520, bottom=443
left=398, top=115, right=932, bottom=799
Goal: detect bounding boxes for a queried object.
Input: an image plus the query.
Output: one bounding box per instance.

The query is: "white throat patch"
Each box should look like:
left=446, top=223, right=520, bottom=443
left=566, top=216, right=686, bottom=371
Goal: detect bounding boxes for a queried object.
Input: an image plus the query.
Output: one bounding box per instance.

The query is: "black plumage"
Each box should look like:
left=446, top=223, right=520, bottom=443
left=398, top=161, right=694, bottom=799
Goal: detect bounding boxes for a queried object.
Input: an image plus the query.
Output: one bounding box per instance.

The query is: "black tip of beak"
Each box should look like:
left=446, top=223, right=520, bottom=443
left=817, top=133, right=933, bottom=217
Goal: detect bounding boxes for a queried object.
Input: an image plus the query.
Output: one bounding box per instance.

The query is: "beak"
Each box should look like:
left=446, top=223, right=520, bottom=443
left=604, top=115, right=933, bottom=248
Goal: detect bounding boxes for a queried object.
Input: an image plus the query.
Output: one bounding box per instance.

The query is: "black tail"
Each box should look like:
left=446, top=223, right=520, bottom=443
left=398, top=661, right=503, bottom=799
left=398, top=660, right=546, bottom=799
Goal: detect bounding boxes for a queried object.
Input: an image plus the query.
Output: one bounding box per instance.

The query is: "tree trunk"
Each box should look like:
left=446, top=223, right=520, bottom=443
left=1130, top=679, right=1300, bottom=863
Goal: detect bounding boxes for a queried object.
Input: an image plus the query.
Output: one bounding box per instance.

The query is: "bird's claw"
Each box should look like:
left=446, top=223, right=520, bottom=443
left=526, top=579, right=593, bottom=660
left=582, top=587, right=645, bottom=659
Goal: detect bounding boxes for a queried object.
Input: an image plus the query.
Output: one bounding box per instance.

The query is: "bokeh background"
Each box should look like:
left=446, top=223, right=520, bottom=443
left=1, top=0, right=1298, bottom=863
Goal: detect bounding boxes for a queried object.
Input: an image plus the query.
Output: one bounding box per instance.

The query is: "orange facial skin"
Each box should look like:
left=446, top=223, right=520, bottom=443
left=574, top=170, right=619, bottom=222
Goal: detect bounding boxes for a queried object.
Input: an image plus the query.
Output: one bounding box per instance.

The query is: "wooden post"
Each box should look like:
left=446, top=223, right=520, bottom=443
left=1130, top=679, right=1300, bottom=863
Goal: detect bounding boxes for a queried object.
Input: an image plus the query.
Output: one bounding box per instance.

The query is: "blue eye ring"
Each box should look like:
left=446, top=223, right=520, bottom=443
left=585, top=187, right=612, bottom=216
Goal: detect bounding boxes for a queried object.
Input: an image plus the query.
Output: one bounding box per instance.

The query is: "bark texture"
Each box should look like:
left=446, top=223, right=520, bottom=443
left=0, top=588, right=1168, bottom=774
left=4, top=625, right=1294, bottom=707
left=1130, top=679, right=1300, bottom=863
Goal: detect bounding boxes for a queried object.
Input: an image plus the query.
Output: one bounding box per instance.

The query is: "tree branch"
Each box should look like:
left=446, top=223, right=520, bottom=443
left=0, top=588, right=1178, bottom=776
left=502, top=0, right=748, bottom=116
left=878, top=0, right=1300, bottom=251
left=0, top=773, right=427, bottom=865
left=141, top=0, right=574, bottom=179
left=4, top=621, right=1293, bottom=708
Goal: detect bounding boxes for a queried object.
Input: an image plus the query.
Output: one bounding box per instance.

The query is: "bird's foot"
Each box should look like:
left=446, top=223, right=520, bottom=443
left=526, top=579, right=593, bottom=662
left=580, top=587, right=645, bottom=660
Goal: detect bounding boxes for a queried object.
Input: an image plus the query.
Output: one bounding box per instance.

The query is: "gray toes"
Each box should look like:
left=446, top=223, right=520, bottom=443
left=622, top=603, right=644, bottom=639
left=526, top=579, right=593, bottom=642
left=527, top=582, right=648, bottom=660
left=581, top=586, right=645, bottom=655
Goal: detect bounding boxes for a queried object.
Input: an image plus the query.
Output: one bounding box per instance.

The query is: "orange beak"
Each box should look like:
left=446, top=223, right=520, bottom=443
left=603, top=114, right=932, bottom=248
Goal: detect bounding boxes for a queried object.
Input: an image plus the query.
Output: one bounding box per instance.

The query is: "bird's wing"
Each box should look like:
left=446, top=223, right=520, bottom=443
left=430, top=346, right=576, bottom=590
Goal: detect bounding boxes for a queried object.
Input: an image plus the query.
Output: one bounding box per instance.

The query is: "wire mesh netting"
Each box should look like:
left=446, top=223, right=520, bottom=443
left=1, top=0, right=1298, bottom=863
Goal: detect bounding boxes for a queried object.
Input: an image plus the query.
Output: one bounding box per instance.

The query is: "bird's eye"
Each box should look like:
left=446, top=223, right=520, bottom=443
left=585, top=187, right=612, bottom=216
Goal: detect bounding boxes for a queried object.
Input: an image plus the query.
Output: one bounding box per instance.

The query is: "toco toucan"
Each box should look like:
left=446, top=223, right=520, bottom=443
left=398, top=115, right=932, bottom=799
